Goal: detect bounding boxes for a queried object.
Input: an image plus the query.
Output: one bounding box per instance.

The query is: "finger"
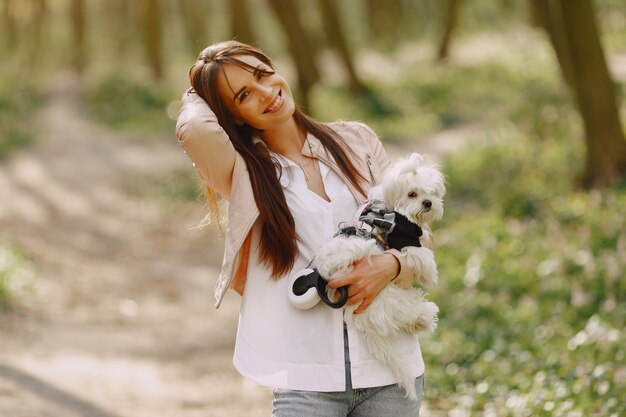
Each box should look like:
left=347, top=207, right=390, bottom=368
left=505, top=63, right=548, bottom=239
left=353, top=298, right=371, bottom=314
left=347, top=292, right=364, bottom=306
left=327, top=274, right=354, bottom=289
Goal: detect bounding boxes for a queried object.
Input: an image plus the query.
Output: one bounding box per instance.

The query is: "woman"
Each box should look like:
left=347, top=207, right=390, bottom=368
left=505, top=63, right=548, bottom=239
left=176, top=40, right=429, bottom=416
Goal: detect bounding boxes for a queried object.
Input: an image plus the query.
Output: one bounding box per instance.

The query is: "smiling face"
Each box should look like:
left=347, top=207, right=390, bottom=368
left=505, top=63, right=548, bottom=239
left=216, top=54, right=296, bottom=130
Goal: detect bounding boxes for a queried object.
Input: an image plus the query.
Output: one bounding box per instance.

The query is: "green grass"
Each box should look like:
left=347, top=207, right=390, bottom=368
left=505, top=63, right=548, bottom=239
left=0, top=82, right=41, bottom=158
left=424, top=122, right=626, bottom=416
left=124, top=167, right=203, bottom=204
left=85, top=74, right=177, bottom=135
left=0, top=242, right=32, bottom=309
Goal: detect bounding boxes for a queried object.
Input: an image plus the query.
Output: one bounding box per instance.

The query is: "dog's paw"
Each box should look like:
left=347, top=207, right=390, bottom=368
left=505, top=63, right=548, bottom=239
left=404, top=247, right=438, bottom=288
left=404, top=300, right=439, bottom=333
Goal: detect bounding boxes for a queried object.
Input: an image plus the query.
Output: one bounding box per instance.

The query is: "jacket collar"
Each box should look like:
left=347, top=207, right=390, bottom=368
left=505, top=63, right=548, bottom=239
left=252, top=132, right=323, bottom=155
left=252, top=130, right=367, bottom=203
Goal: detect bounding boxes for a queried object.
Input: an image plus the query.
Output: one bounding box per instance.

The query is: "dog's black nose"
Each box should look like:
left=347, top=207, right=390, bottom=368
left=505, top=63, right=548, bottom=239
left=423, top=200, right=432, bottom=210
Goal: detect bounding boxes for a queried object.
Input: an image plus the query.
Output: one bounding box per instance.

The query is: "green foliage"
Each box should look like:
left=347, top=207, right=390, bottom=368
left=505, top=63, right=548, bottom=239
left=132, top=169, right=202, bottom=204
left=0, top=83, right=41, bottom=158
left=425, top=132, right=626, bottom=415
left=312, top=53, right=563, bottom=142
left=0, top=243, right=32, bottom=309
left=157, top=170, right=203, bottom=202
left=596, top=0, right=626, bottom=51
left=85, top=74, right=176, bottom=134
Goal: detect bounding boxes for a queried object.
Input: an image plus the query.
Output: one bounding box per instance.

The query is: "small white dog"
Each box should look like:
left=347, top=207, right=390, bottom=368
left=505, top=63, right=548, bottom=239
left=313, top=153, right=445, bottom=399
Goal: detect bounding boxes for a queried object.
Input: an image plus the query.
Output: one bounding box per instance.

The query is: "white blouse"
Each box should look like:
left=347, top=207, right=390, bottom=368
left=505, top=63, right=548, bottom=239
left=233, top=153, right=424, bottom=392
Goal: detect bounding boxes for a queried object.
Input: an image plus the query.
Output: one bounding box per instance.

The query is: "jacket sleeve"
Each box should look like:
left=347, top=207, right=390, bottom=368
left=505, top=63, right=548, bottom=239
left=175, top=89, right=236, bottom=200
left=355, top=122, right=415, bottom=289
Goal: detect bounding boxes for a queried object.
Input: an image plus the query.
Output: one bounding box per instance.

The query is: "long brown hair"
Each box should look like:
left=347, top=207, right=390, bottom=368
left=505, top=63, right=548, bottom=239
left=189, top=40, right=366, bottom=277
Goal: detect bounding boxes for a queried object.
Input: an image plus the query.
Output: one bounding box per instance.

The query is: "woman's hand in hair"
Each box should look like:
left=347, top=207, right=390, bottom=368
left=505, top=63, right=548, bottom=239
left=326, top=253, right=399, bottom=314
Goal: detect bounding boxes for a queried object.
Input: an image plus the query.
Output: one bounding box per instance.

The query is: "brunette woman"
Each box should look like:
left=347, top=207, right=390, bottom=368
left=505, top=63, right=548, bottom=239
left=176, top=40, right=430, bottom=416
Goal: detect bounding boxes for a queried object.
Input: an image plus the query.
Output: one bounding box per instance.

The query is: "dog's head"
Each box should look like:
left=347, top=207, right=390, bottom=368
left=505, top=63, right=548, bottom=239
left=379, top=153, right=445, bottom=225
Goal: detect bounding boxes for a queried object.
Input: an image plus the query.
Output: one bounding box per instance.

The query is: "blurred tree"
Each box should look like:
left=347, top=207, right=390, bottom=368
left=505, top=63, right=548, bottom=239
left=437, top=0, right=461, bottom=62
left=366, top=0, right=403, bottom=44
left=230, top=0, right=255, bottom=46
left=266, top=0, right=319, bottom=109
left=108, top=0, right=131, bottom=59
left=528, top=0, right=574, bottom=87
left=317, top=0, right=393, bottom=116
left=32, top=0, right=47, bottom=53
left=180, top=0, right=208, bottom=55
left=141, top=0, right=164, bottom=80
left=554, top=0, right=626, bottom=187
left=71, top=0, right=86, bottom=74
left=2, top=0, right=17, bottom=51
left=316, top=0, right=365, bottom=94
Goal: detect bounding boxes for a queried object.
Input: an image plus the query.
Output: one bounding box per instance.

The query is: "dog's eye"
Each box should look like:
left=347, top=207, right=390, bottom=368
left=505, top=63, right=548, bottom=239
left=408, top=191, right=417, bottom=198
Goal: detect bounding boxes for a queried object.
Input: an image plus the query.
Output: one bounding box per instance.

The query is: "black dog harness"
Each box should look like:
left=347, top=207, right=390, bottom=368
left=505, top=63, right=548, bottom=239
left=359, top=200, right=423, bottom=250
left=290, top=200, right=424, bottom=309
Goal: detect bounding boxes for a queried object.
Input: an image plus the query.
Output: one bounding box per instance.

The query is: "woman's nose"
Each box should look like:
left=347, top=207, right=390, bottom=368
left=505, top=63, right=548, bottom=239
left=257, top=83, right=273, bottom=100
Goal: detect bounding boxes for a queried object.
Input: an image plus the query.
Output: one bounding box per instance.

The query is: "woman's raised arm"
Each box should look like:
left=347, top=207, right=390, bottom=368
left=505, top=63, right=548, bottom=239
left=175, top=89, right=236, bottom=199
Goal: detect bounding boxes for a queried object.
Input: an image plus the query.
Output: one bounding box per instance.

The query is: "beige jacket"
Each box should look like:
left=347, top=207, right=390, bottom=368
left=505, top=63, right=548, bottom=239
left=175, top=89, right=413, bottom=308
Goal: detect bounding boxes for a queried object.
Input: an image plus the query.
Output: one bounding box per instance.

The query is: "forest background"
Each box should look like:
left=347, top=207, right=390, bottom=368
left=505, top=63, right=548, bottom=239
left=0, top=0, right=625, bottom=416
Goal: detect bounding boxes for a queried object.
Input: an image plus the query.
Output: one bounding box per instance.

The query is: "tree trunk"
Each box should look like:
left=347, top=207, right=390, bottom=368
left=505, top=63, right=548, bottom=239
left=110, top=0, right=130, bottom=58
left=31, top=0, right=47, bottom=54
left=317, top=0, right=365, bottom=94
left=70, top=0, right=86, bottom=74
left=180, top=0, right=208, bottom=55
left=2, top=0, right=17, bottom=51
left=141, top=0, right=164, bottom=80
left=556, top=0, right=626, bottom=187
left=528, top=0, right=575, bottom=87
left=366, top=0, right=403, bottom=42
left=437, top=0, right=460, bottom=62
left=266, top=0, right=319, bottom=110
left=230, top=0, right=255, bottom=46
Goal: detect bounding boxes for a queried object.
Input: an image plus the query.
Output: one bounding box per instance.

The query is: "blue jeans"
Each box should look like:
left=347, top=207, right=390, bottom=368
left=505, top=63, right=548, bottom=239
left=272, top=324, right=425, bottom=417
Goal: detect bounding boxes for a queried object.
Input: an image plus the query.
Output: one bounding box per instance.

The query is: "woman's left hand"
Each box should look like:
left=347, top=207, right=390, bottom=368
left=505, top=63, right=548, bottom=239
left=326, top=253, right=399, bottom=314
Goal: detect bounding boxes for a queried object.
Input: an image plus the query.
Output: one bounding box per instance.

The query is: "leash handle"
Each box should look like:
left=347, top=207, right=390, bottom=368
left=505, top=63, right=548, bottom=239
left=289, top=268, right=349, bottom=310
left=316, top=278, right=348, bottom=309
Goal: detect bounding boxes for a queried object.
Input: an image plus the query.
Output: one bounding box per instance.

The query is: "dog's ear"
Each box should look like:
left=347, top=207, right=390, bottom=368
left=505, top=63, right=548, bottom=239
left=435, top=180, right=446, bottom=198
left=433, top=170, right=447, bottom=197
left=409, top=153, right=424, bottom=165
left=397, top=153, right=424, bottom=175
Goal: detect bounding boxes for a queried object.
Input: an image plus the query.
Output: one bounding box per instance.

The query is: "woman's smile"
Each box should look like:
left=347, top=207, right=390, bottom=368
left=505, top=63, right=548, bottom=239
left=215, top=55, right=295, bottom=130
left=264, top=89, right=283, bottom=114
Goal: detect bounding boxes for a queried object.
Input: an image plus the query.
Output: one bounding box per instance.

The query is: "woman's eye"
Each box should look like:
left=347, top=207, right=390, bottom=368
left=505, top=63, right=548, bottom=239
left=408, top=191, right=417, bottom=198
left=254, top=66, right=268, bottom=80
left=239, top=91, right=250, bottom=102
left=255, top=66, right=274, bottom=80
